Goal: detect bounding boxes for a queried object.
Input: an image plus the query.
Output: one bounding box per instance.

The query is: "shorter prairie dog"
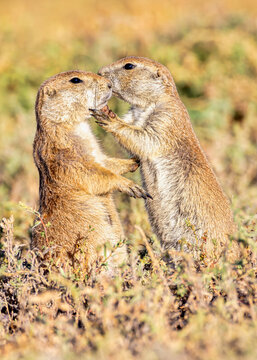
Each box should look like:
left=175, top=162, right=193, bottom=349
left=32, top=70, right=150, bottom=273
left=92, top=57, right=236, bottom=255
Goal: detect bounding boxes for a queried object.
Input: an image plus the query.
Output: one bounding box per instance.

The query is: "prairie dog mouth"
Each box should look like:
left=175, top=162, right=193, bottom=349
left=93, top=90, right=112, bottom=110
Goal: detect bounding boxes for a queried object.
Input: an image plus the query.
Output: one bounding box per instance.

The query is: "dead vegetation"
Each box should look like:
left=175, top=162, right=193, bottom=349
left=0, top=212, right=256, bottom=360
left=0, top=1, right=257, bottom=359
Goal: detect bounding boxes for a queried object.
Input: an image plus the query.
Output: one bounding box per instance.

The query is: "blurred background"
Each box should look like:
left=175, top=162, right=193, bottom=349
left=0, top=0, right=257, bottom=240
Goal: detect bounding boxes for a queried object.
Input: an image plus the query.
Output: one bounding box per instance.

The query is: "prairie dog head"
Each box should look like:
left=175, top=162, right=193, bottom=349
left=36, top=70, right=112, bottom=125
left=98, top=56, right=177, bottom=108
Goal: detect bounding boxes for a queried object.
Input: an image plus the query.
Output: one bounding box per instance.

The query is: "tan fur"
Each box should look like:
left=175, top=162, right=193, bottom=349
left=32, top=70, right=149, bottom=273
left=92, top=57, right=236, bottom=256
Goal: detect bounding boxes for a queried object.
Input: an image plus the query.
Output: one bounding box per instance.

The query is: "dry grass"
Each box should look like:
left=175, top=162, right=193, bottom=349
left=0, top=214, right=256, bottom=360
left=0, top=1, right=257, bottom=359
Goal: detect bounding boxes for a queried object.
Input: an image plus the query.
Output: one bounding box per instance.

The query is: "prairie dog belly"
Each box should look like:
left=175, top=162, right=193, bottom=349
left=84, top=195, right=126, bottom=267
left=74, top=122, right=106, bottom=165
left=140, top=158, right=189, bottom=248
left=73, top=122, right=125, bottom=264
left=41, top=194, right=125, bottom=263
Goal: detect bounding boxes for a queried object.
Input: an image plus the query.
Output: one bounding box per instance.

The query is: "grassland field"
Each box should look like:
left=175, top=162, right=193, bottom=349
left=0, top=1, right=257, bottom=359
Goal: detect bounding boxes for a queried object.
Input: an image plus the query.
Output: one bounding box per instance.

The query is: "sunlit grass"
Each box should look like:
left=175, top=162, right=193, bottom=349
left=0, top=1, right=257, bottom=359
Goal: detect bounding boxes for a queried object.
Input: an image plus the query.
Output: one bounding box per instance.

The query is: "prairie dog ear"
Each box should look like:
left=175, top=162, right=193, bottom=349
left=156, top=69, right=170, bottom=85
left=156, top=69, right=162, bottom=78
left=44, top=86, right=57, bottom=97
left=152, top=69, right=162, bottom=79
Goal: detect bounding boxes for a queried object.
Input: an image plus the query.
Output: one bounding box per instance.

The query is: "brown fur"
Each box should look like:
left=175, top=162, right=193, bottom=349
left=32, top=70, right=149, bottom=273
left=92, top=57, right=236, bottom=257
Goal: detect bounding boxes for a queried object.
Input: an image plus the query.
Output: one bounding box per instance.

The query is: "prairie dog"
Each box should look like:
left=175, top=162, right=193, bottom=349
left=32, top=70, right=150, bottom=273
left=92, top=57, right=236, bottom=255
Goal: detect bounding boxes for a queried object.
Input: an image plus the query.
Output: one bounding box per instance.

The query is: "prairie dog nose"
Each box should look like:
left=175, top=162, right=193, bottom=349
left=98, top=67, right=109, bottom=77
left=107, top=82, right=112, bottom=89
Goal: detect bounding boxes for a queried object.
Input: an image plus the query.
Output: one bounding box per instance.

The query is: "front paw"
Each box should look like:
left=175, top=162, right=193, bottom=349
left=118, top=178, right=153, bottom=200
left=128, top=157, right=140, bottom=172
left=89, top=105, right=118, bottom=130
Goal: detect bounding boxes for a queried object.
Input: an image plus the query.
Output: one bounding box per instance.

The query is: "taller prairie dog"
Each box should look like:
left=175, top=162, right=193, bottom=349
left=91, top=57, right=236, bottom=256
left=32, top=70, right=151, bottom=274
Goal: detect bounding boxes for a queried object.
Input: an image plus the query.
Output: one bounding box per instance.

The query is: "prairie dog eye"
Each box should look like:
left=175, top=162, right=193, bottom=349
left=70, top=77, right=83, bottom=84
left=123, top=63, right=136, bottom=70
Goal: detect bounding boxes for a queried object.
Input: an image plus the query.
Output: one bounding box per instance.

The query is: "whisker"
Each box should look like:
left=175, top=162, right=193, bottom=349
left=94, top=80, right=97, bottom=109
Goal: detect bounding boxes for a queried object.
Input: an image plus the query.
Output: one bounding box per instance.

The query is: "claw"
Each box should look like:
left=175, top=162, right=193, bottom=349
left=146, top=193, right=153, bottom=200
left=133, top=185, right=147, bottom=200
left=95, top=121, right=107, bottom=126
left=129, top=187, right=137, bottom=198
